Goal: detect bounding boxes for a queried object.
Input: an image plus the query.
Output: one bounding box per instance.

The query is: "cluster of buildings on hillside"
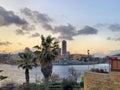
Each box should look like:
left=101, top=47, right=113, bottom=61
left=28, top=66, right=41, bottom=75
left=0, top=53, right=20, bottom=64
left=0, top=40, right=109, bottom=65
left=55, top=40, right=109, bottom=65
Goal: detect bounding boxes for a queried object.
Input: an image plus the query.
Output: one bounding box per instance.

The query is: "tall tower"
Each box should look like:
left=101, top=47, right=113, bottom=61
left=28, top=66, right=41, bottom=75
left=62, top=40, right=67, bottom=55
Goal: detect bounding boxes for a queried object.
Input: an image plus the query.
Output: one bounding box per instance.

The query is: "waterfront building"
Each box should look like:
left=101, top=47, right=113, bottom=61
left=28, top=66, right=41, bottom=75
left=62, top=40, right=67, bottom=55
left=109, top=54, right=120, bottom=71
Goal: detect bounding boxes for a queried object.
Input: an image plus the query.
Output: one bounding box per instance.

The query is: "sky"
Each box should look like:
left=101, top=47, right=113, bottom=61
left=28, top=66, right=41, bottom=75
left=0, top=0, right=120, bottom=56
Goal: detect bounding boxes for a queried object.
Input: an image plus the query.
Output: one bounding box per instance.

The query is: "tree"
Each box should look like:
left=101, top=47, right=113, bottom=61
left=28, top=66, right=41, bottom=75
left=34, top=35, right=59, bottom=90
left=68, top=67, right=81, bottom=82
left=18, top=47, right=37, bottom=84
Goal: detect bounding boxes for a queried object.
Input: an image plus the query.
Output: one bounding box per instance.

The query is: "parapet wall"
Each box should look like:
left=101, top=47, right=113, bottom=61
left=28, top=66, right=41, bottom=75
left=84, top=71, right=120, bottom=90
left=110, top=71, right=120, bottom=82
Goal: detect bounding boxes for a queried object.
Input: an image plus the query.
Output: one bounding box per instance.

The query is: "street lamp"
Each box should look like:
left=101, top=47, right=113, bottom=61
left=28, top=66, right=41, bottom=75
left=92, top=54, right=95, bottom=69
left=87, top=50, right=90, bottom=70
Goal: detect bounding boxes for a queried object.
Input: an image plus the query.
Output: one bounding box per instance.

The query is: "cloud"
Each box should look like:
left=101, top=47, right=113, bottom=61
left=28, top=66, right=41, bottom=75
left=42, top=23, right=53, bottom=30
left=94, top=52, right=106, bottom=57
left=0, top=6, right=36, bottom=36
left=107, top=37, right=120, bottom=41
left=115, top=37, right=120, bottom=41
left=21, top=8, right=52, bottom=23
left=0, top=41, right=12, bottom=46
left=108, top=23, right=120, bottom=31
left=54, top=24, right=76, bottom=40
left=58, top=35, right=74, bottom=40
left=21, top=7, right=53, bottom=30
left=30, top=33, right=40, bottom=38
left=21, top=8, right=98, bottom=40
left=95, top=23, right=120, bottom=32
left=21, top=25, right=35, bottom=31
left=0, top=6, right=27, bottom=26
left=95, top=23, right=109, bottom=28
left=54, top=24, right=98, bottom=40
left=17, top=42, right=22, bottom=45
left=15, top=25, right=35, bottom=35
left=107, top=37, right=112, bottom=40
left=15, top=29, right=29, bottom=35
left=108, top=50, right=120, bottom=56
left=93, top=50, right=120, bottom=57
left=78, top=26, right=98, bottom=35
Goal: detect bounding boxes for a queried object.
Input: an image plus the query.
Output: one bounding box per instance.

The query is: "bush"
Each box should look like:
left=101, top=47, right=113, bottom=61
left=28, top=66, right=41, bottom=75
left=41, top=73, right=61, bottom=83
left=68, top=67, right=80, bottom=82
left=17, top=83, right=44, bottom=90
left=49, top=73, right=61, bottom=83
left=62, top=78, right=74, bottom=90
left=80, top=76, right=84, bottom=88
left=80, top=82, right=84, bottom=88
left=49, top=83, right=61, bottom=87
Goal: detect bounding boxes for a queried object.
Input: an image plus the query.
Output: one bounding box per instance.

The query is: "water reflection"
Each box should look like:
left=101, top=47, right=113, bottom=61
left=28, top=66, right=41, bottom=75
left=0, top=64, right=109, bottom=85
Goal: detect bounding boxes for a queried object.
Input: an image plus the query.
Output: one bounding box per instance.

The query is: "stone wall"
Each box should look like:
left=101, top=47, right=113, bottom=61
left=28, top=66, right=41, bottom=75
left=110, top=72, right=120, bottom=81
left=84, top=71, right=120, bottom=90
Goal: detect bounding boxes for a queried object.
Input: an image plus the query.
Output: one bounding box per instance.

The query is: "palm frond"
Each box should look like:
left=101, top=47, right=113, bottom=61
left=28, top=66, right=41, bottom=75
left=18, top=53, right=24, bottom=59
left=33, top=45, right=41, bottom=49
left=0, top=70, right=3, bottom=72
left=18, top=48, right=37, bottom=70
left=34, top=51, right=41, bottom=55
left=18, top=63, right=24, bottom=68
left=34, top=35, right=60, bottom=64
left=46, top=35, right=54, bottom=44
left=53, top=41, right=59, bottom=45
left=0, top=76, right=7, bottom=81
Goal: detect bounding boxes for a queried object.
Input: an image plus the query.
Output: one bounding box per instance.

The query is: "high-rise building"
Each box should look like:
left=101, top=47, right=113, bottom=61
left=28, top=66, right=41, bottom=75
left=62, top=40, right=67, bottom=55
left=58, top=48, right=61, bottom=55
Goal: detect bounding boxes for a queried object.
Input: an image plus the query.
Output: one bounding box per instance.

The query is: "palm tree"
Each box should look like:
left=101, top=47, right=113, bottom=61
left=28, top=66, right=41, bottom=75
left=0, top=70, right=7, bottom=81
left=34, top=35, right=59, bottom=90
left=18, top=47, right=37, bottom=84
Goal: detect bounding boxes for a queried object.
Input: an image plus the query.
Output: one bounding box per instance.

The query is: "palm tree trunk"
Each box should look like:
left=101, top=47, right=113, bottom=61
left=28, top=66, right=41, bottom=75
left=45, top=77, right=49, bottom=90
left=25, top=68, right=29, bottom=84
left=41, top=65, right=52, bottom=90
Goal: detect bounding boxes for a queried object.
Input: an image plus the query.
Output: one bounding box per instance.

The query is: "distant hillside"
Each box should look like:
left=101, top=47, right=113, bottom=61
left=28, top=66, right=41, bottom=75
left=114, top=54, right=120, bottom=56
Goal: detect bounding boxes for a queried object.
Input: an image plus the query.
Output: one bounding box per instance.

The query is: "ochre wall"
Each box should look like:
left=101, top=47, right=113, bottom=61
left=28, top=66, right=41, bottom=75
left=111, top=60, right=120, bottom=70
left=84, top=71, right=120, bottom=90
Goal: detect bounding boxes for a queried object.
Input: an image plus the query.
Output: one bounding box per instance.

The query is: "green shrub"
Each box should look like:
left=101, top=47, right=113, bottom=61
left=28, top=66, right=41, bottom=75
left=62, top=78, right=75, bottom=90
left=1, top=82, right=81, bottom=90
left=18, top=83, right=44, bottom=90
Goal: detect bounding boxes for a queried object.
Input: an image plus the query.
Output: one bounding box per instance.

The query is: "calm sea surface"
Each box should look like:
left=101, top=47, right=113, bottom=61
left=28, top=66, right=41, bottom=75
left=0, top=63, right=109, bottom=85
